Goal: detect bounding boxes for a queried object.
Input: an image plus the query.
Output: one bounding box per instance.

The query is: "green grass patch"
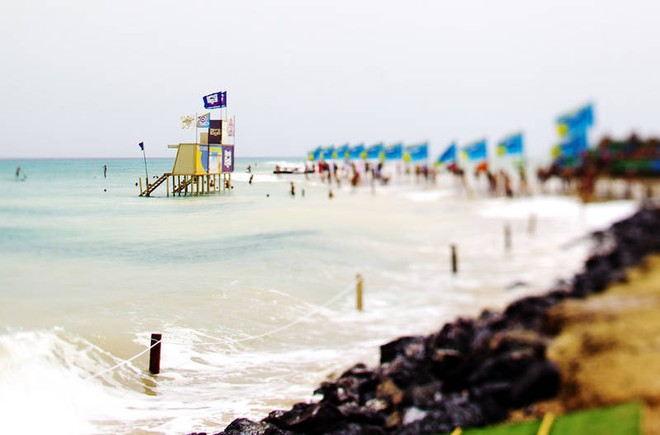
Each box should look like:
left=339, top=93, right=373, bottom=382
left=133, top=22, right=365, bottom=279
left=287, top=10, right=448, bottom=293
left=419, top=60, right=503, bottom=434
left=449, top=402, right=641, bottom=435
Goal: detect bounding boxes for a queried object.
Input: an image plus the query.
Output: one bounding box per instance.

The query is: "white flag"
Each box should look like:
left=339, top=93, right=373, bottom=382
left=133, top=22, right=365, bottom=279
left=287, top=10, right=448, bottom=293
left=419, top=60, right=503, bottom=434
left=180, top=114, right=195, bottom=129
left=227, top=116, right=235, bottom=137
left=197, top=113, right=210, bottom=128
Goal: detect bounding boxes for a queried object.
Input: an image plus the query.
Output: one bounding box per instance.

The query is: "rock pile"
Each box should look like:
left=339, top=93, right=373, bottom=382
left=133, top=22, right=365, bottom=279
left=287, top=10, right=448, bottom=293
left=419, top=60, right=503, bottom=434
left=194, top=206, right=660, bottom=435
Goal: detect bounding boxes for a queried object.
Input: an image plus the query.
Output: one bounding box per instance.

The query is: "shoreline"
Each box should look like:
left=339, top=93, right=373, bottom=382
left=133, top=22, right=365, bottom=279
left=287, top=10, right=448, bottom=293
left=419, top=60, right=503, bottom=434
left=191, top=203, right=660, bottom=435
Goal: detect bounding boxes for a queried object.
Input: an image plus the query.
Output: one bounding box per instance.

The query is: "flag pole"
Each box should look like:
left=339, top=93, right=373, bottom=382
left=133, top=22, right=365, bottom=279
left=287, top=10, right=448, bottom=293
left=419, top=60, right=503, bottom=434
left=207, top=118, right=211, bottom=175
left=140, top=142, right=150, bottom=186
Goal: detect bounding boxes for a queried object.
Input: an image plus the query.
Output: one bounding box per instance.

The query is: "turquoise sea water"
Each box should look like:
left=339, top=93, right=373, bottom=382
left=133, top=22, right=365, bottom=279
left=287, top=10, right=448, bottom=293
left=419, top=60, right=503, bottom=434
left=0, top=157, right=637, bottom=434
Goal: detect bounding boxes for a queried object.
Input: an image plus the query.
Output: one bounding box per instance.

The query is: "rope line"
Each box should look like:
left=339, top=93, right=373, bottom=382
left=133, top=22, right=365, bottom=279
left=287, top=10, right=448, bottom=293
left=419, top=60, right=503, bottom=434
left=84, top=278, right=357, bottom=380
left=186, top=279, right=357, bottom=347
left=83, top=339, right=161, bottom=381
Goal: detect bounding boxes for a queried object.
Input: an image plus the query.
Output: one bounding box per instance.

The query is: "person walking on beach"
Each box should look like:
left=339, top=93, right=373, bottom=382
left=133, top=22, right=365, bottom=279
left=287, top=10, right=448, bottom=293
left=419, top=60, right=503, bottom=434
left=290, top=181, right=296, bottom=197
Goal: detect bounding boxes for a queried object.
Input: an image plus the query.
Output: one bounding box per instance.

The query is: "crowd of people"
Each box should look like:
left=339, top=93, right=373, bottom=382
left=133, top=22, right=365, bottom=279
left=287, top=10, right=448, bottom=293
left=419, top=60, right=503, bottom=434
left=276, top=159, right=532, bottom=199
left=535, top=133, right=660, bottom=202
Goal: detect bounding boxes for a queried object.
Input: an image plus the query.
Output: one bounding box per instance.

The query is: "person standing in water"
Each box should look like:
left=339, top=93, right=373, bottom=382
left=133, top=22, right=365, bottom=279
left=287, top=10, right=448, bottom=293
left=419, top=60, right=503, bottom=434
left=15, top=166, right=26, bottom=180
left=103, top=165, right=108, bottom=178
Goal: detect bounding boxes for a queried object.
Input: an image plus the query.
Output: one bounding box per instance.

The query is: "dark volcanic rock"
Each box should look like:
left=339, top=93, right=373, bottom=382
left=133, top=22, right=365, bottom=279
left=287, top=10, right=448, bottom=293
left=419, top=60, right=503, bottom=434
left=218, top=418, right=290, bottom=435
left=380, top=336, right=426, bottom=364
left=510, top=360, right=560, bottom=407
left=263, top=402, right=344, bottom=433
left=324, top=421, right=386, bottom=435
left=315, top=363, right=382, bottom=406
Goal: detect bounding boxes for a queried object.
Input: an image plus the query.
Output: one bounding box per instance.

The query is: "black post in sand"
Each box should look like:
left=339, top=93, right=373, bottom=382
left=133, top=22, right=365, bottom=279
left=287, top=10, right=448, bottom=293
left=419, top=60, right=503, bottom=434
left=149, top=333, right=162, bottom=375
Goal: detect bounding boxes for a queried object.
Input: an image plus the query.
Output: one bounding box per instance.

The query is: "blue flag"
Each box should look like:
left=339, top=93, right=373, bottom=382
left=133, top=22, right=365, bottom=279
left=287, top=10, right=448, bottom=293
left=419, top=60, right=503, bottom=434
left=383, top=143, right=403, bottom=160
left=348, top=144, right=365, bottom=160
left=559, top=132, right=589, bottom=156
left=138, top=142, right=144, bottom=151
left=462, top=139, right=487, bottom=162
left=366, top=143, right=384, bottom=160
left=335, top=144, right=350, bottom=160
left=405, top=142, right=429, bottom=162
left=307, top=146, right=322, bottom=161
left=556, top=104, right=594, bottom=137
left=321, top=146, right=336, bottom=160
left=436, top=143, right=457, bottom=165
left=497, top=133, right=524, bottom=156
left=203, top=91, right=227, bottom=109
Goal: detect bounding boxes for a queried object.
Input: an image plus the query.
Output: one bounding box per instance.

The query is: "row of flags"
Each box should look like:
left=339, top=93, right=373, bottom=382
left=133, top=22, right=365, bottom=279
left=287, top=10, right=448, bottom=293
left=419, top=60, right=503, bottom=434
left=306, top=103, right=594, bottom=168
left=180, top=113, right=236, bottom=136
left=308, top=142, right=431, bottom=163
left=181, top=113, right=214, bottom=129
left=437, top=134, right=523, bottom=168
left=307, top=133, right=524, bottom=167
left=180, top=91, right=230, bottom=129
left=179, top=91, right=236, bottom=137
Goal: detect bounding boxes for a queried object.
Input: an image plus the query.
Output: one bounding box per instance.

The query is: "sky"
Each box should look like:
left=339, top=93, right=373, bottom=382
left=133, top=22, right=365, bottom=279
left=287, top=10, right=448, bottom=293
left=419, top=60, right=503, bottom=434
left=1, top=0, right=659, bottom=160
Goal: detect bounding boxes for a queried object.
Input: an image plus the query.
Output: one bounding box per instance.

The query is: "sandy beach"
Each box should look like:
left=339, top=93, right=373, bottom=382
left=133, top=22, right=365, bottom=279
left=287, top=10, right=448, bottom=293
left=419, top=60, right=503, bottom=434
left=516, top=254, right=660, bottom=434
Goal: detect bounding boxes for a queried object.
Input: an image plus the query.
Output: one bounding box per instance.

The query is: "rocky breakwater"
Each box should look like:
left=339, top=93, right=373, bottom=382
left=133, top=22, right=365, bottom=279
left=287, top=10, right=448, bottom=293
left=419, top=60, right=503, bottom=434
left=194, top=205, right=660, bottom=435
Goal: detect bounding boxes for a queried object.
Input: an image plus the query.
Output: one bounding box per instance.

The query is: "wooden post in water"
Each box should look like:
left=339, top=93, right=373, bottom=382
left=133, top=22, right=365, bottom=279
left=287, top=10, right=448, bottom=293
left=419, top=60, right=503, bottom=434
left=356, top=274, right=364, bottom=311
left=527, top=213, right=536, bottom=235
left=149, top=333, right=162, bottom=375
left=451, top=244, right=458, bottom=274
left=504, top=223, right=512, bottom=251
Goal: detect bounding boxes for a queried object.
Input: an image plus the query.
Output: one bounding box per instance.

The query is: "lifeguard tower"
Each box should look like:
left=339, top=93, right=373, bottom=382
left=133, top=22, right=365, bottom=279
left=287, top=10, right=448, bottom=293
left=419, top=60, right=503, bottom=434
left=139, top=118, right=235, bottom=197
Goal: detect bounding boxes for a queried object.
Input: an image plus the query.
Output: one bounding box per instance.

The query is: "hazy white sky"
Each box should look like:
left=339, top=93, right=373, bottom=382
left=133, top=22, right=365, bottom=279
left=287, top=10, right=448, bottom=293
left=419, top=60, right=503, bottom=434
left=1, top=0, right=659, bottom=160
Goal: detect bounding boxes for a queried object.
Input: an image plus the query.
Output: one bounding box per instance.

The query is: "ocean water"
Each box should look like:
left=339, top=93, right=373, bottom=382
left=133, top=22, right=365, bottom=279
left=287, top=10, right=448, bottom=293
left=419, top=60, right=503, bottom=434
left=0, top=157, right=637, bottom=434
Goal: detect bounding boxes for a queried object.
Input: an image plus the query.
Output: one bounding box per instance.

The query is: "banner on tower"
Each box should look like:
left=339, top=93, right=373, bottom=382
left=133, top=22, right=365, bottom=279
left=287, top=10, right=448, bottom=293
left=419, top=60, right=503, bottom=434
left=222, top=145, right=234, bottom=172
left=209, top=120, right=222, bottom=144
